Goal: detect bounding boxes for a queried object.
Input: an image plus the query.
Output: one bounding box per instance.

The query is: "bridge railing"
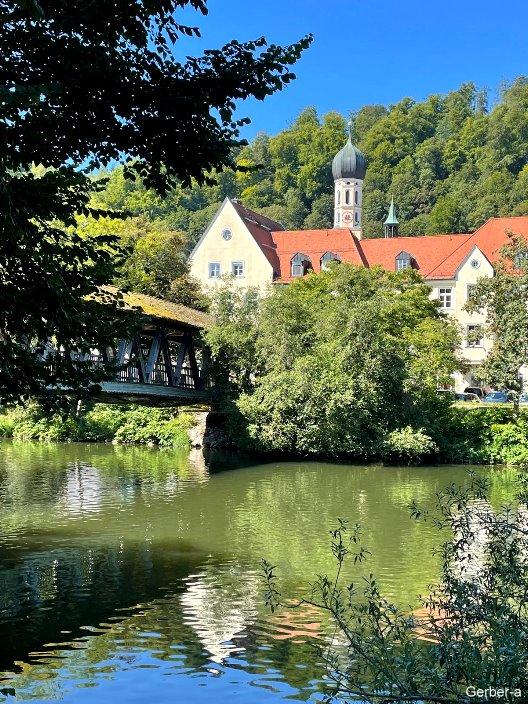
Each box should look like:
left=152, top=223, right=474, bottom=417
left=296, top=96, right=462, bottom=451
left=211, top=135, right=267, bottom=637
left=46, top=347, right=208, bottom=392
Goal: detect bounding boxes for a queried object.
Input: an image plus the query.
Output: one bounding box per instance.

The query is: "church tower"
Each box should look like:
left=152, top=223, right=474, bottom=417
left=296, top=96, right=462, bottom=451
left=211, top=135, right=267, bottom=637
left=332, top=124, right=366, bottom=237
left=383, top=198, right=399, bottom=238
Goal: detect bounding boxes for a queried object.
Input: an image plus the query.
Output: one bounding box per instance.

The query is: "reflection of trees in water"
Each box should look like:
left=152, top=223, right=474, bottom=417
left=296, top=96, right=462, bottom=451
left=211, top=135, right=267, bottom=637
left=0, top=540, right=204, bottom=670
left=0, top=443, right=521, bottom=700
left=1, top=558, right=328, bottom=702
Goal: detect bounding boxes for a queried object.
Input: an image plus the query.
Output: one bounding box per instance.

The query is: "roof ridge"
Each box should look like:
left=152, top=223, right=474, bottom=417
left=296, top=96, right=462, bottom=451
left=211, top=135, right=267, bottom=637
left=230, top=198, right=284, bottom=232
left=425, top=229, right=482, bottom=278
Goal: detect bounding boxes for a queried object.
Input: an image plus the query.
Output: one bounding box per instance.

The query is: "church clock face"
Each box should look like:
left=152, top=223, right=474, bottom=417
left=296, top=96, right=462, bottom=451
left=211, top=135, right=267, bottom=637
left=342, top=211, right=353, bottom=224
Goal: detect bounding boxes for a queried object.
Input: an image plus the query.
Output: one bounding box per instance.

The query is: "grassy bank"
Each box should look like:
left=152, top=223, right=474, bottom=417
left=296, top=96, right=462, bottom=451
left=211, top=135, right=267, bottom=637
left=0, top=403, right=193, bottom=449
left=2, top=402, right=528, bottom=465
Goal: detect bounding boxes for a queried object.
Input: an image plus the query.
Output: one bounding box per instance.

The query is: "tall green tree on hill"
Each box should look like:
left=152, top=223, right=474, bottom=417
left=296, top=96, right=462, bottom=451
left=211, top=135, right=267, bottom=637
left=0, top=0, right=311, bottom=403
left=93, top=78, right=528, bottom=262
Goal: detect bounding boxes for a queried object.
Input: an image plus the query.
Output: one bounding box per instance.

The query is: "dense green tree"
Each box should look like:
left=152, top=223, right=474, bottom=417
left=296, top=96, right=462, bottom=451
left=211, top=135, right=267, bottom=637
left=205, top=265, right=460, bottom=459
left=0, top=0, right=310, bottom=402
left=466, top=233, right=528, bottom=410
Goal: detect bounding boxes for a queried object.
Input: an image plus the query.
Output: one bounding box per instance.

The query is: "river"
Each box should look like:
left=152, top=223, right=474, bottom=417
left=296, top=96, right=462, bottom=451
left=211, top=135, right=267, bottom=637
left=0, top=441, right=516, bottom=703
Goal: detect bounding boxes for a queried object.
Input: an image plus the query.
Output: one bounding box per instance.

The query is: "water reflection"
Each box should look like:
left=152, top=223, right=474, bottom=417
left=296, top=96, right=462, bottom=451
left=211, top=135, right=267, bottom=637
left=0, top=441, right=517, bottom=703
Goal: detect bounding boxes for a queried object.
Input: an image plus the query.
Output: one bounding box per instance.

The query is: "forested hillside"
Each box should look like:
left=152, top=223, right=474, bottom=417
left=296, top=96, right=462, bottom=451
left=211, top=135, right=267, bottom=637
left=86, top=78, right=528, bottom=300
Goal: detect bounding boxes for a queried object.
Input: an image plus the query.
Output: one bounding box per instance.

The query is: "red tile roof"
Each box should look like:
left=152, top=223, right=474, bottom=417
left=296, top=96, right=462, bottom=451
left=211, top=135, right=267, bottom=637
left=270, top=228, right=366, bottom=282
left=254, top=216, right=528, bottom=283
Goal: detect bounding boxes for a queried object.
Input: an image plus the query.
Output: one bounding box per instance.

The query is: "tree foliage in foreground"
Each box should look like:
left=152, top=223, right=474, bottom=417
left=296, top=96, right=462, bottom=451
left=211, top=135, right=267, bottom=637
left=0, top=0, right=310, bottom=403
left=263, top=470, right=528, bottom=703
left=204, top=265, right=461, bottom=459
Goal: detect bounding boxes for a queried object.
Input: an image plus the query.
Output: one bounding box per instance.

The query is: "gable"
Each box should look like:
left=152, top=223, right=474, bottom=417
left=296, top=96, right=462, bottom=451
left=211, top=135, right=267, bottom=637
left=189, top=198, right=281, bottom=275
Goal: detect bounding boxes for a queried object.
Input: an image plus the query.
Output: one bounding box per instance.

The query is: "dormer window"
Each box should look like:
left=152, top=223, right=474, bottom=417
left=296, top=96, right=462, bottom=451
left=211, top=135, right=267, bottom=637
left=291, top=253, right=312, bottom=278
left=321, top=251, right=341, bottom=270
left=395, top=251, right=412, bottom=271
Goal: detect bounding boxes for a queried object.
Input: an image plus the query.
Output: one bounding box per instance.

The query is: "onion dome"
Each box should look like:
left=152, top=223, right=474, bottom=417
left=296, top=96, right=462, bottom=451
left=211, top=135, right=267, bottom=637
left=332, top=136, right=367, bottom=181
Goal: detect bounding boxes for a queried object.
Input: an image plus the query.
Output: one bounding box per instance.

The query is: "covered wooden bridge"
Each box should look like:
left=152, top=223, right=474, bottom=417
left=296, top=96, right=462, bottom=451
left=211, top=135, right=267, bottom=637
left=95, top=288, right=212, bottom=406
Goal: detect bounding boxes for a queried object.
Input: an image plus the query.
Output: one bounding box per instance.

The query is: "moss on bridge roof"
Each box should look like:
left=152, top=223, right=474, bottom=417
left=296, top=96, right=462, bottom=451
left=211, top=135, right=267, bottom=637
left=101, top=286, right=213, bottom=330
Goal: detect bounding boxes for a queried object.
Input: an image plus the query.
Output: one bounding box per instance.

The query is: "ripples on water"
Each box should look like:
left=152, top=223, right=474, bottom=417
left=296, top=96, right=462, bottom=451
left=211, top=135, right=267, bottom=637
left=0, top=441, right=515, bottom=703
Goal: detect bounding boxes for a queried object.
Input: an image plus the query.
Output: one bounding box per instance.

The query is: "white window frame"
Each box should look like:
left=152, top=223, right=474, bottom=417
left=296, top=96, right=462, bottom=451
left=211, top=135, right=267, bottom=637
left=208, top=262, right=221, bottom=279
left=439, top=287, right=453, bottom=310
left=231, top=261, right=245, bottom=278
left=467, top=284, right=476, bottom=302
left=466, top=324, right=483, bottom=348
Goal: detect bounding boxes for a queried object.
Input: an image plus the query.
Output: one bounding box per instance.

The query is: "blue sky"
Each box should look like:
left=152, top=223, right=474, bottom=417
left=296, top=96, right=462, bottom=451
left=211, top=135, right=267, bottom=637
left=174, top=0, right=528, bottom=139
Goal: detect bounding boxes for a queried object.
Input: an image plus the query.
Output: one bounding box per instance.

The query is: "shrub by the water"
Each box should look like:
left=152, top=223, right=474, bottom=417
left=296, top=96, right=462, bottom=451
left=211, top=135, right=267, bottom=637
left=0, top=403, right=192, bottom=449
left=439, top=406, right=525, bottom=464
left=382, top=426, right=438, bottom=465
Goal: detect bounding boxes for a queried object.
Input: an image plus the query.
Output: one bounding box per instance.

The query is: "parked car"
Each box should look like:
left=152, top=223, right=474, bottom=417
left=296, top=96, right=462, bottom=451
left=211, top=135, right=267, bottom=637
left=436, top=389, right=455, bottom=400
left=464, top=386, right=485, bottom=400
left=519, top=392, right=528, bottom=405
left=482, top=391, right=509, bottom=403
left=455, top=392, right=480, bottom=403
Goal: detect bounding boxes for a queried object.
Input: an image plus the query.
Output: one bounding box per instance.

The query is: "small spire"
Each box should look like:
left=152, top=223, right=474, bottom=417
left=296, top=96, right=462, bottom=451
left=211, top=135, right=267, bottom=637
left=383, top=198, right=399, bottom=238
left=347, top=119, right=353, bottom=141
left=384, top=198, right=399, bottom=225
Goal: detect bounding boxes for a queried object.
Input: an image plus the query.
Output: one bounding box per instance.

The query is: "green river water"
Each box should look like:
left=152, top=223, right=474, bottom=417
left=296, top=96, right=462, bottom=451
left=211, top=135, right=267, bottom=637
left=0, top=441, right=516, bottom=703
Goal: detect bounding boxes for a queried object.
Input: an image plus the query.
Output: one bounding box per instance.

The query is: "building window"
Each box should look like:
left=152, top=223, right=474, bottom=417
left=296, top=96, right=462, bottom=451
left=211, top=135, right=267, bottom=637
left=467, top=284, right=477, bottom=302
left=321, top=251, right=341, bottom=270
left=395, top=251, right=412, bottom=271
left=467, top=324, right=483, bottom=347
left=345, top=190, right=350, bottom=205
left=439, top=287, right=453, bottom=309
left=337, top=191, right=341, bottom=205
left=354, top=211, right=359, bottom=224
left=354, top=190, right=359, bottom=205
left=291, top=253, right=312, bottom=278
left=221, top=228, right=232, bottom=241
left=232, top=261, right=245, bottom=278
left=336, top=211, right=341, bottom=223
left=208, top=262, right=221, bottom=278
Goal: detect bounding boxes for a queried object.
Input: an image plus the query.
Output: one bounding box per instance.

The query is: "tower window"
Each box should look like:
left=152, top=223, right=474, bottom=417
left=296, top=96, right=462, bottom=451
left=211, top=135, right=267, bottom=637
left=345, top=190, right=350, bottom=205
left=291, top=253, right=312, bottom=278
left=395, top=252, right=412, bottom=271
left=355, top=190, right=359, bottom=205
left=354, top=212, right=359, bottom=224
left=337, top=191, right=341, bottom=205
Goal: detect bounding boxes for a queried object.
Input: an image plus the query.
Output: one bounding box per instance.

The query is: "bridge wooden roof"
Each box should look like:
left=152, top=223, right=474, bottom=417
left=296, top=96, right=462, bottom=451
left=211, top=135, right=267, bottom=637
left=102, top=286, right=212, bottom=330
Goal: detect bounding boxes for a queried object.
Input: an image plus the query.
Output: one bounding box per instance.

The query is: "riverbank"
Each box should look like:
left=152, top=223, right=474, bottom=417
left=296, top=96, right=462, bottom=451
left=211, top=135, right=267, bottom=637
left=0, top=403, right=194, bottom=449
left=2, top=402, right=528, bottom=465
